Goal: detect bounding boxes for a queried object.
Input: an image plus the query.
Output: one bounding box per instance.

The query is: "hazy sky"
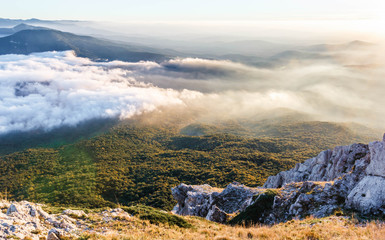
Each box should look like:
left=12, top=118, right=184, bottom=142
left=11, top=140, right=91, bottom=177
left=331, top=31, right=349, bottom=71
left=1, top=0, right=383, bottom=22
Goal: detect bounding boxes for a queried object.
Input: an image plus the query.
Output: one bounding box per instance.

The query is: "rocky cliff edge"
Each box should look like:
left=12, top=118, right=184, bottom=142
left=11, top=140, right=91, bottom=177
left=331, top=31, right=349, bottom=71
left=172, top=134, right=385, bottom=223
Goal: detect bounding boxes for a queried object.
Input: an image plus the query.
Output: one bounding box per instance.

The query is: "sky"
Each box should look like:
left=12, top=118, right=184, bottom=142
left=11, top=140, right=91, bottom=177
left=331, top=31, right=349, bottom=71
left=1, top=0, right=384, bottom=22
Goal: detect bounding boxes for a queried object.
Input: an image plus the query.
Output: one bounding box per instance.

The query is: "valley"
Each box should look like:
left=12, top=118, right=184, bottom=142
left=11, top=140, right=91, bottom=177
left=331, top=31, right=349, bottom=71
left=0, top=11, right=384, bottom=239
left=0, top=111, right=379, bottom=210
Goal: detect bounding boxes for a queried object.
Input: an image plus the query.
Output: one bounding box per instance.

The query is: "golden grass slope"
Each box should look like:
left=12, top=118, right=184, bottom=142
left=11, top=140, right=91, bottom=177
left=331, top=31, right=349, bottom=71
left=81, top=214, right=385, bottom=240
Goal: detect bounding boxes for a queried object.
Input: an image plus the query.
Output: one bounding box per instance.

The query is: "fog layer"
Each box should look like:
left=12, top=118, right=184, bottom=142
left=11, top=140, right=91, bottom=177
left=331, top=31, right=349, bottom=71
left=0, top=44, right=384, bottom=134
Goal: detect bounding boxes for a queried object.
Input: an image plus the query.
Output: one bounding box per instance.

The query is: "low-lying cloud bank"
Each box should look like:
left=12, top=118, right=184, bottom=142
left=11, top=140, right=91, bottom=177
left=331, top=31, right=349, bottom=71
left=0, top=47, right=384, bottom=134
left=0, top=51, right=200, bottom=134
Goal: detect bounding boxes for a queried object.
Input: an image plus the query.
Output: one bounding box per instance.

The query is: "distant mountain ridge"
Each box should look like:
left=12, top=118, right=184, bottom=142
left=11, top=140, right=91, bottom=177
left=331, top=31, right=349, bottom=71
left=0, top=23, right=48, bottom=35
left=0, top=21, right=375, bottom=67
left=0, top=29, right=170, bottom=62
left=0, top=18, right=81, bottom=27
left=304, top=40, right=375, bottom=52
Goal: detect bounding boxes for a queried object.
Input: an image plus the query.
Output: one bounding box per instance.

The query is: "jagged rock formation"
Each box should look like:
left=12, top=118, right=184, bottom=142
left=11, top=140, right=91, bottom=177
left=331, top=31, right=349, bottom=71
left=263, top=143, right=370, bottom=188
left=0, top=200, right=76, bottom=239
left=0, top=200, right=132, bottom=239
left=172, top=134, right=385, bottom=223
left=172, top=183, right=262, bottom=222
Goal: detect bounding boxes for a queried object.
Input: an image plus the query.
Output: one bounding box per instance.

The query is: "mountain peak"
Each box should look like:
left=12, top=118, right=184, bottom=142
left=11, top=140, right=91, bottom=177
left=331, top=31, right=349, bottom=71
left=13, top=23, right=29, bottom=28
left=348, top=40, right=373, bottom=47
left=12, top=23, right=46, bottom=31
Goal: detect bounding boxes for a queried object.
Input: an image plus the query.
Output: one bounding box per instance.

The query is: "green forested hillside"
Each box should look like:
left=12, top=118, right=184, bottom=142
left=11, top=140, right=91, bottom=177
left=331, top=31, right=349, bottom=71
left=0, top=118, right=118, bottom=156
left=0, top=119, right=378, bottom=210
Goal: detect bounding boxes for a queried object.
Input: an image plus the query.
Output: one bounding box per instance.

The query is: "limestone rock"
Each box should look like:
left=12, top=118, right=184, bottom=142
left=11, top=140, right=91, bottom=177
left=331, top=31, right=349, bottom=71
left=6, top=204, right=18, bottom=215
left=266, top=181, right=339, bottom=223
left=0, top=200, right=135, bottom=239
left=264, top=143, right=369, bottom=188
left=172, top=182, right=262, bottom=223
left=172, top=183, right=221, bottom=217
left=346, top=176, right=385, bottom=215
left=0, top=201, right=76, bottom=239
left=206, top=205, right=228, bottom=223
left=102, top=208, right=132, bottom=222
left=62, top=209, right=87, bottom=218
left=47, top=229, right=64, bottom=240
left=173, top=134, right=385, bottom=223
left=366, top=140, right=385, bottom=177
left=47, top=230, right=60, bottom=240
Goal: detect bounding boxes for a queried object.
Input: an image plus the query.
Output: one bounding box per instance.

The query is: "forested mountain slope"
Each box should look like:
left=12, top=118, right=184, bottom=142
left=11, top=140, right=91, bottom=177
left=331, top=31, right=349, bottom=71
left=0, top=117, right=377, bottom=210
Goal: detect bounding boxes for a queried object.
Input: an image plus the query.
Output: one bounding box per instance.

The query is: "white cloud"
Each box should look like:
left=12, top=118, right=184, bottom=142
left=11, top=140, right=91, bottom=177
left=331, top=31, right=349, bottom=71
left=1, top=47, right=385, bottom=134
left=0, top=51, right=201, bottom=134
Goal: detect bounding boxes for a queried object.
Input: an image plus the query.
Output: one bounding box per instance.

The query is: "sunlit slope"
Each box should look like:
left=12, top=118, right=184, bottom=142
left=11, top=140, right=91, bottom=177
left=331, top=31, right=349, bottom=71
left=0, top=118, right=118, bottom=156
left=0, top=117, right=377, bottom=210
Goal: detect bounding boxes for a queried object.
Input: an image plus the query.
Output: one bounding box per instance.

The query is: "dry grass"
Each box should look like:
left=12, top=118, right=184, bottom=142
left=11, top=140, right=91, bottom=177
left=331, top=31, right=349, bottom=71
left=79, top=214, right=385, bottom=240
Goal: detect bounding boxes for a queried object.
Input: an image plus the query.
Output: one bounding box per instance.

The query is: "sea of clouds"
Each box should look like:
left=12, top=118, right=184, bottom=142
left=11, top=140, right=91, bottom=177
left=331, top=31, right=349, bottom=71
left=0, top=47, right=384, bottom=134
left=0, top=51, right=201, bottom=134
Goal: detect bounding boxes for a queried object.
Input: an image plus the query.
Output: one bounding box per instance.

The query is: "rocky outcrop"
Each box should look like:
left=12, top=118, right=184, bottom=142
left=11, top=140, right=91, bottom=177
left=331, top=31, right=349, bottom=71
left=263, top=143, right=369, bottom=188
left=47, top=229, right=64, bottom=240
left=346, top=176, right=385, bottom=215
left=0, top=200, right=72, bottom=240
left=172, top=183, right=262, bottom=222
left=172, top=134, right=385, bottom=223
left=62, top=209, right=87, bottom=218
left=0, top=200, right=132, bottom=239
